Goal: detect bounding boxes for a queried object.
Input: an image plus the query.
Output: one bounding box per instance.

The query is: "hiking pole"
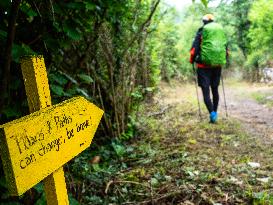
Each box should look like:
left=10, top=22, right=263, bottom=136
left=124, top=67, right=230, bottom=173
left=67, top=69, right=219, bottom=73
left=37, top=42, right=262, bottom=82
left=192, top=63, right=202, bottom=119
left=221, top=74, right=228, bottom=118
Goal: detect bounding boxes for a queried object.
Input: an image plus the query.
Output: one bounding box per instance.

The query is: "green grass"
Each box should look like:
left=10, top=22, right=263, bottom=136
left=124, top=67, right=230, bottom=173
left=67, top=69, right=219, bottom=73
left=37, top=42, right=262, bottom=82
left=252, top=92, right=273, bottom=107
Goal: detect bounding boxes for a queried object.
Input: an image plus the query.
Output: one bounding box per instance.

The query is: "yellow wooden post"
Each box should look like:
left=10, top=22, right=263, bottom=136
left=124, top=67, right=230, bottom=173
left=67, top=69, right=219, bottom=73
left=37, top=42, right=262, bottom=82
left=20, top=56, right=69, bottom=205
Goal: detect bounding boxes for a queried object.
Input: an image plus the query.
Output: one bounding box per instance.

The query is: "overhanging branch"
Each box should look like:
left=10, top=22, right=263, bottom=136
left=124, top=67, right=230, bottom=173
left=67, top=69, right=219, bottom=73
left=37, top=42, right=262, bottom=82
left=122, top=0, right=161, bottom=57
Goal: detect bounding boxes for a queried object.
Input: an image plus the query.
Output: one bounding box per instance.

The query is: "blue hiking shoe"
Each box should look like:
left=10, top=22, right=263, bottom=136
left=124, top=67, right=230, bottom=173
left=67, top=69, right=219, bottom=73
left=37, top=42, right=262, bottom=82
left=210, top=111, right=218, bottom=123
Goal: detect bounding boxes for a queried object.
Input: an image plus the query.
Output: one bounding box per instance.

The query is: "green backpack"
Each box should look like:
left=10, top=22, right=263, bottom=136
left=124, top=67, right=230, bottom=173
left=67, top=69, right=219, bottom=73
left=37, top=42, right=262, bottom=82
left=201, top=22, right=227, bottom=66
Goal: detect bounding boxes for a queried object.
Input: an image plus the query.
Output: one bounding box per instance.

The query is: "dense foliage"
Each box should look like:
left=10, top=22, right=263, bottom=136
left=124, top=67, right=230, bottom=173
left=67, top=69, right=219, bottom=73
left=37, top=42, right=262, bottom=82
left=178, top=0, right=273, bottom=81
left=247, top=0, right=273, bottom=69
left=0, top=0, right=164, bottom=138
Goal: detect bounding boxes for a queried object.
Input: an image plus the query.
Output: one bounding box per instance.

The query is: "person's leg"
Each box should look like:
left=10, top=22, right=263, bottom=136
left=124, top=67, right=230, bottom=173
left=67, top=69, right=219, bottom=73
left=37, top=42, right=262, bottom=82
left=211, top=67, right=222, bottom=112
left=208, top=67, right=222, bottom=122
left=200, top=86, right=214, bottom=113
left=197, top=68, right=213, bottom=113
left=211, top=86, right=219, bottom=112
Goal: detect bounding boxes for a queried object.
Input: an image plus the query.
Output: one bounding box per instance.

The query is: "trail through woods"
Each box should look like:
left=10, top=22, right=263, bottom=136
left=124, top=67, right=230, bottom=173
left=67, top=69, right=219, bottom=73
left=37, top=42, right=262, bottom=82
left=157, top=80, right=273, bottom=143
left=92, top=79, right=273, bottom=204
left=226, top=82, right=273, bottom=142
left=121, top=79, right=273, bottom=204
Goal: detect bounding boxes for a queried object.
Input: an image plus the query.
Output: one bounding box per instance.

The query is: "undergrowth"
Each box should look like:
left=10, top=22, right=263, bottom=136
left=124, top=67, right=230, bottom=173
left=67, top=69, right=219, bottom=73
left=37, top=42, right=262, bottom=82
left=101, top=101, right=273, bottom=205
left=1, top=89, right=273, bottom=205
left=58, top=99, right=273, bottom=204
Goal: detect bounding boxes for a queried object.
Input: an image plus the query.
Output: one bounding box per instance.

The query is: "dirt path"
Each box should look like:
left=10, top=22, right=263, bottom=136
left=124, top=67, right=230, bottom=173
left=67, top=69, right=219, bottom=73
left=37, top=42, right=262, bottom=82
left=224, top=82, right=273, bottom=141
left=158, top=80, right=273, bottom=142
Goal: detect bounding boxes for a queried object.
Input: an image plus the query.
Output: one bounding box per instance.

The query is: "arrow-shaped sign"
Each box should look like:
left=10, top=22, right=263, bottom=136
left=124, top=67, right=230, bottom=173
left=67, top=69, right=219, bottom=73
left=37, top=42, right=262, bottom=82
left=0, top=96, right=103, bottom=196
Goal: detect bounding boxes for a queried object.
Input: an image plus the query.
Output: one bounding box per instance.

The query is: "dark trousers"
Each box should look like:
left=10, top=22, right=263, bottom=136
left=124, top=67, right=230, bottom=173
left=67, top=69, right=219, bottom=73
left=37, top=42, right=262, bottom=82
left=201, top=86, right=219, bottom=113
left=197, top=67, right=221, bottom=113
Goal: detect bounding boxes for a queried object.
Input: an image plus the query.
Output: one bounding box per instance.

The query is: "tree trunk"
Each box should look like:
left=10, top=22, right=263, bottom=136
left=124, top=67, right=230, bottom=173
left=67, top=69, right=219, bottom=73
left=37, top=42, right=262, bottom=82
left=0, top=0, right=22, bottom=109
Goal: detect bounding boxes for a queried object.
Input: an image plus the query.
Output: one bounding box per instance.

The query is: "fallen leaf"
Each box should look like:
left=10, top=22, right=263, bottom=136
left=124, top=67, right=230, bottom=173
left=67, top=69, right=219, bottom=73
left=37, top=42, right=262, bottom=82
left=188, top=139, right=197, bottom=144
left=90, top=155, right=101, bottom=164
left=247, top=162, right=261, bottom=168
left=256, top=177, right=270, bottom=183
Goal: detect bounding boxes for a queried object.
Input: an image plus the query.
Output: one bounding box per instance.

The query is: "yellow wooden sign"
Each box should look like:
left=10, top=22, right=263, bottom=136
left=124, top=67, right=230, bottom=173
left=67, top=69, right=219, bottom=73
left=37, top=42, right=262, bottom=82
left=0, top=96, right=103, bottom=196
left=0, top=56, right=103, bottom=205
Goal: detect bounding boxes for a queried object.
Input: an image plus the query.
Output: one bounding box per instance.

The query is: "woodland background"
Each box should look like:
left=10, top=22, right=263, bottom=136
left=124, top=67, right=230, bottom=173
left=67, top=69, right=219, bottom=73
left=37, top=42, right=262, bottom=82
left=1, top=0, right=273, bottom=204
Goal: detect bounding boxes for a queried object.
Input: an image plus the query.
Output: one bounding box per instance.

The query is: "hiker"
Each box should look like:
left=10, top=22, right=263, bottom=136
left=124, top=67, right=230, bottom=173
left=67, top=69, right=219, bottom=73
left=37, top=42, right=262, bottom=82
left=190, top=14, right=228, bottom=123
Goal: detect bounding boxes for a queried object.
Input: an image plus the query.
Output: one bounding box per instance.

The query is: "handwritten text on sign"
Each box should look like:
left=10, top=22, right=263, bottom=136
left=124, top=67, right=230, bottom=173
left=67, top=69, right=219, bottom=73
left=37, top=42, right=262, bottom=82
left=0, top=96, right=103, bottom=196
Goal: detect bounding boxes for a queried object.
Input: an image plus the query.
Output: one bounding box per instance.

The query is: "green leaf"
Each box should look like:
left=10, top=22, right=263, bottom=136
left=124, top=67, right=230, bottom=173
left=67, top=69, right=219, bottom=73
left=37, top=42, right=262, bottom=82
left=84, top=2, right=96, bottom=10
left=44, top=35, right=61, bottom=51
left=12, top=43, right=36, bottom=63
left=64, top=86, right=77, bottom=97
left=0, top=29, right=7, bottom=40
left=2, top=107, right=20, bottom=118
left=68, top=194, right=80, bottom=205
left=50, top=84, right=64, bottom=96
left=92, top=164, right=101, bottom=172
left=200, top=0, right=208, bottom=7
left=144, top=87, right=155, bottom=92
left=188, top=139, right=197, bottom=144
left=49, top=73, right=68, bottom=85
left=59, top=71, right=78, bottom=84
left=63, top=20, right=82, bottom=41
left=85, top=196, right=103, bottom=204
left=76, top=88, right=90, bottom=99
left=77, top=74, right=94, bottom=84
left=20, top=3, right=38, bottom=17
left=35, top=193, right=46, bottom=205
left=33, top=183, right=44, bottom=194
left=52, top=22, right=62, bottom=32
left=52, top=3, right=62, bottom=15
left=131, top=90, right=143, bottom=99
left=65, top=2, right=84, bottom=10
left=112, top=142, right=126, bottom=157
left=151, top=178, right=159, bottom=186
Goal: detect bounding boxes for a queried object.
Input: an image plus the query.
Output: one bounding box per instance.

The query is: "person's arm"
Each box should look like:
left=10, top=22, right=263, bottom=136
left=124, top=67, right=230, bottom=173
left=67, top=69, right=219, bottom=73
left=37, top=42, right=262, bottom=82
left=189, top=28, right=202, bottom=64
